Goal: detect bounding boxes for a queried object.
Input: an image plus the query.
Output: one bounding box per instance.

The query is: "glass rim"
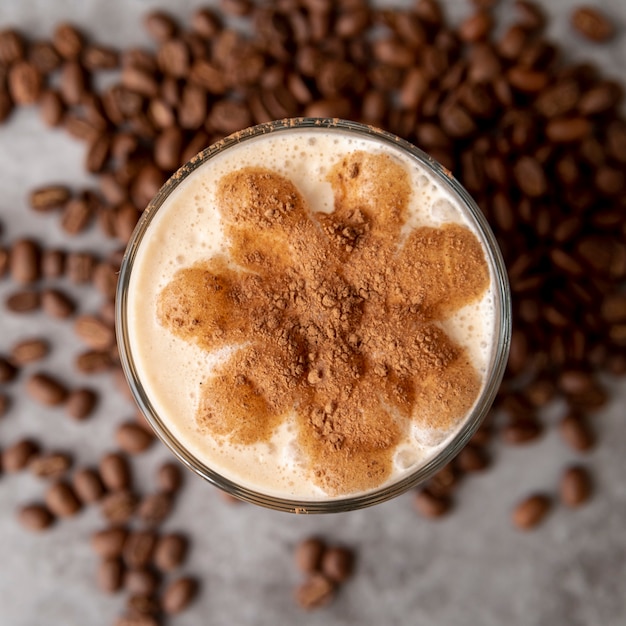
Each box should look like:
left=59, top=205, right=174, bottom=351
left=115, top=117, right=512, bottom=514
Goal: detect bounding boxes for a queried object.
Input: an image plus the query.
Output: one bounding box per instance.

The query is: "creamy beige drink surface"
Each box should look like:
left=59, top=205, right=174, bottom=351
left=126, top=127, right=496, bottom=500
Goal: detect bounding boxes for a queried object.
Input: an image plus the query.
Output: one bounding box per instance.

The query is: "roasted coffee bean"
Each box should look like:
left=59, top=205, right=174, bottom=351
left=123, top=530, right=157, bottom=569
left=61, top=197, right=94, bottom=234
left=116, top=422, right=154, bottom=455
left=294, top=573, right=335, bottom=611
left=0, top=29, right=25, bottom=65
left=10, top=239, right=40, bottom=284
left=29, top=452, right=72, bottom=479
left=126, top=593, right=160, bottom=617
left=53, top=23, right=84, bottom=59
left=66, top=251, right=95, bottom=284
left=501, top=417, right=542, bottom=444
left=5, top=289, right=40, bottom=313
left=8, top=61, right=42, bottom=105
left=26, top=373, right=68, bottom=406
left=74, top=315, right=115, bottom=350
left=59, top=61, right=86, bottom=106
left=320, top=546, right=354, bottom=583
left=92, top=527, right=128, bottom=558
left=144, top=11, right=178, bottom=43
left=99, top=452, right=131, bottom=491
left=92, top=261, right=118, bottom=300
left=162, top=577, right=198, bottom=615
left=10, top=338, right=49, bottom=365
left=45, top=481, right=81, bottom=517
left=560, top=466, right=592, bottom=508
left=512, top=494, right=551, bottom=530
left=559, top=412, right=594, bottom=452
left=18, top=503, right=54, bottom=532
left=153, top=534, right=188, bottom=572
left=456, top=444, right=490, bottom=472
left=101, top=490, right=138, bottom=524
left=295, top=537, right=325, bottom=574
left=65, top=466, right=102, bottom=506
left=98, top=557, right=124, bottom=594
left=41, top=288, right=75, bottom=318
left=65, top=388, right=98, bottom=421
left=39, top=90, right=65, bottom=126
left=83, top=44, right=119, bottom=70
left=124, top=568, right=160, bottom=595
left=75, top=350, right=113, bottom=374
left=0, top=393, right=10, bottom=418
left=137, top=492, right=172, bottom=527
left=414, top=488, right=451, bottom=518
left=156, top=462, right=183, bottom=493
left=2, top=439, right=40, bottom=472
left=571, top=6, right=614, bottom=42
left=29, top=185, right=71, bottom=212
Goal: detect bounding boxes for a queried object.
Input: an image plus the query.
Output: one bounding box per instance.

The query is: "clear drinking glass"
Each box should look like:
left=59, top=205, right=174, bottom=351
left=116, top=118, right=511, bottom=513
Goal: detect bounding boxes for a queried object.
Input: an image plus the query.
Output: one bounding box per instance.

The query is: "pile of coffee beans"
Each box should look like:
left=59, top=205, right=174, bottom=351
left=0, top=0, right=624, bottom=619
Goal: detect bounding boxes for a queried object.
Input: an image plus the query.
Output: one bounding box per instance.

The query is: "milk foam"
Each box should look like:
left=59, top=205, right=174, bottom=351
left=127, top=128, right=497, bottom=500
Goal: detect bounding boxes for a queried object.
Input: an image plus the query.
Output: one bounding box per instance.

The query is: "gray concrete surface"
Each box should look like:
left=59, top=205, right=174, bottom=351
left=1, top=1, right=625, bottom=625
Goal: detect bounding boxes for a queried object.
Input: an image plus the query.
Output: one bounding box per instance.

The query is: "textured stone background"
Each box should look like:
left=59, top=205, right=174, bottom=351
left=0, top=1, right=625, bottom=625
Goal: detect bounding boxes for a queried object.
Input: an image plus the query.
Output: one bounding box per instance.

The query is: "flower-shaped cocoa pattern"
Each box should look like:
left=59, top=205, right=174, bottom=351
left=158, top=151, right=490, bottom=496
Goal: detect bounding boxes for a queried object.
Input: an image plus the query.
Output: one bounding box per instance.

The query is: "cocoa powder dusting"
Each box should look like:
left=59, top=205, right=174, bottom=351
left=157, top=152, right=489, bottom=496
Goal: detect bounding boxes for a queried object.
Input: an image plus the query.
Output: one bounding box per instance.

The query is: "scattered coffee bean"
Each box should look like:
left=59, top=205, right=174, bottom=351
left=2, top=439, right=40, bottom=472
left=123, top=530, right=157, bottom=569
left=162, top=576, right=198, bottom=615
left=98, top=557, right=124, bottom=594
left=10, top=338, right=50, bottom=365
left=559, top=412, right=594, bottom=452
left=295, top=537, right=325, bottom=574
left=29, top=185, right=71, bottom=212
left=137, top=492, right=173, bottom=527
left=156, top=462, right=183, bottom=493
left=571, top=6, right=614, bottom=42
left=91, top=527, right=128, bottom=559
left=294, top=573, right=335, bottom=611
left=126, top=593, right=160, bottom=617
left=73, top=468, right=106, bottom=503
left=18, top=503, right=54, bottom=532
left=455, top=444, right=490, bottom=473
left=10, top=238, right=40, bottom=284
left=44, top=481, right=81, bottom=517
left=153, top=533, right=188, bottom=572
left=101, top=490, right=138, bottom=524
left=29, top=452, right=72, bottom=479
left=512, top=494, right=551, bottom=530
left=75, top=349, right=113, bottom=374
left=99, top=452, right=131, bottom=491
left=5, top=289, right=41, bottom=313
left=65, top=388, right=98, bottom=420
left=115, top=422, right=154, bottom=455
left=41, top=288, right=75, bottom=318
left=26, top=373, right=69, bottom=406
left=74, top=314, right=115, bottom=350
left=320, top=546, right=354, bottom=584
left=560, top=466, right=592, bottom=508
left=0, top=356, right=18, bottom=383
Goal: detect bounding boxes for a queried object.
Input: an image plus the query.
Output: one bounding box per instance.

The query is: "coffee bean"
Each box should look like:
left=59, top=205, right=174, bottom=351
left=41, top=249, right=66, bottom=278
left=91, top=527, right=128, bottom=559
left=0, top=393, right=10, bottom=418
left=101, top=490, right=138, bottom=524
left=144, top=11, right=178, bottom=42
left=10, top=338, right=49, bottom=365
left=65, top=388, right=98, bottom=421
left=45, top=481, right=81, bottom=517
left=456, top=444, right=490, bottom=472
left=153, top=533, right=188, bottom=572
left=559, top=412, right=594, bottom=452
left=92, top=261, right=118, bottom=300
left=295, top=537, right=325, bottom=574
left=162, top=577, right=198, bottom=615
left=414, top=488, right=451, bottom=518
left=294, top=573, right=334, bottom=611
left=560, top=466, right=592, bottom=508
left=137, top=492, right=173, bottom=527
left=61, top=197, right=94, bottom=234
left=76, top=350, right=113, bottom=374
left=18, top=503, right=54, bottom=532
left=83, top=44, right=119, bottom=71
left=53, top=23, right=84, bottom=60
left=5, top=289, right=40, bottom=313
left=156, top=462, right=183, bottom=493
left=73, top=314, right=115, bottom=350
left=115, top=613, right=158, bottom=626
left=26, top=373, right=68, bottom=406
left=41, top=288, right=75, bottom=318
left=320, top=546, right=354, bottom=583
left=99, top=452, right=131, bottom=491
left=10, top=239, right=40, bottom=284
left=512, top=494, right=551, bottom=530
left=29, top=452, right=72, bottom=479
left=124, top=568, right=160, bottom=595
left=29, top=185, right=71, bottom=212
left=501, top=417, right=542, bottom=444
left=571, top=6, right=614, bottom=42
left=123, top=530, right=157, bottom=569
left=66, top=251, right=95, bottom=284
left=2, top=439, right=40, bottom=472
left=73, top=468, right=106, bottom=503
left=98, top=557, right=124, bottom=594
left=0, top=29, right=25, bottom=65
left=116, top=422, right=154, bottom=455
left=126, top=593, right=160, bottom=617
left=8, top=61, right=42, bottom=105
